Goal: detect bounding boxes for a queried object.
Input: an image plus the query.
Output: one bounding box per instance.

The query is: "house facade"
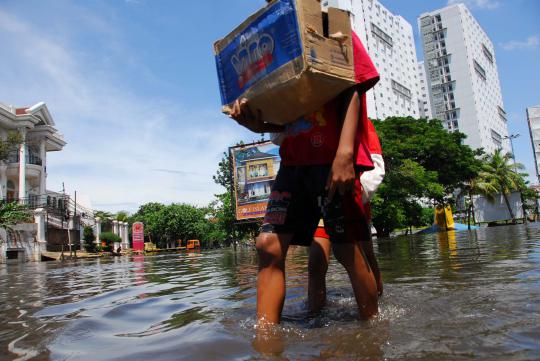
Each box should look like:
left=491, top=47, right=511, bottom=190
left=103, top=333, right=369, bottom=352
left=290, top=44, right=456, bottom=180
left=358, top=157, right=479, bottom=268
left=0, top=102, right=66, bottom=204
left=0, top=101, right=66, bottom=263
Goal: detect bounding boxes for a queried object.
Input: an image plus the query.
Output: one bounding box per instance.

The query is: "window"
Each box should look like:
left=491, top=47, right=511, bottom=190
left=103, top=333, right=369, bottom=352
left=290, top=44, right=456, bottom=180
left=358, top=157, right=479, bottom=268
left=482, top=44, right=494, bottom=64
left=498, top=106, right=507, bottom=122
left=491, top=129, right=502, bottom=147
left=371, top=23, right=393, bottom=48
left=391, top=79, right=412, bottom=100
left=474, top=60, right=486, bottom=80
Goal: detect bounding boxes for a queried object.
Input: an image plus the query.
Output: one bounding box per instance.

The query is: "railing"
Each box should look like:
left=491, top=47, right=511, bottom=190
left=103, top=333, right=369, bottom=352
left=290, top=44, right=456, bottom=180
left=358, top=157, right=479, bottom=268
left=1, top=192, right=94, bottom=223
left=7, top=150, right=43, bottom=166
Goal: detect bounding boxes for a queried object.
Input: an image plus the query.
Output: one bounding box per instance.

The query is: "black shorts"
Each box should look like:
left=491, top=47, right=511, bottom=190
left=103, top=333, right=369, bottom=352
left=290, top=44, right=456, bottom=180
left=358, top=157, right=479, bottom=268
left=261, top=165, right=370, bottom=245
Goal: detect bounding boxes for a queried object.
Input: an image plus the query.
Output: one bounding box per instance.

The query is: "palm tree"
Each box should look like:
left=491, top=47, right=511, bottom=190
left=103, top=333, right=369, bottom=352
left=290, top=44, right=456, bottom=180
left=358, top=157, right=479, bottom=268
left=481, top=149, right=526, bottom=223
left=463, top=174, right=498, bottom=229
left=115, top=211, right=130, bottom=222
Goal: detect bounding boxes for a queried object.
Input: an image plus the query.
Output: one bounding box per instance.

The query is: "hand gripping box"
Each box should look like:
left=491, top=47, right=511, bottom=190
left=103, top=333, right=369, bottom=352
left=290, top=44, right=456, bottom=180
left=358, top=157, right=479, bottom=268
left=214, top=0, right=355, bottom=125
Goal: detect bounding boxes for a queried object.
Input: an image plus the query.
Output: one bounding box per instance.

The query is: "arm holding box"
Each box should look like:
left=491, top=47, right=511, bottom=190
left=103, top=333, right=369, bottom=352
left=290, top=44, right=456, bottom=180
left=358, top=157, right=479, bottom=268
left=326, top=88, right=359, bottom=200
left=229, top=99, right=285, bottom=134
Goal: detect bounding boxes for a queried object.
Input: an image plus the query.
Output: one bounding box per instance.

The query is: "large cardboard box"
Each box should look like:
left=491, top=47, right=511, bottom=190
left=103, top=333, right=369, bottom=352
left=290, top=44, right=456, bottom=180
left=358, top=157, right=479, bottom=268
left=214, top=0, right=355, bottom=125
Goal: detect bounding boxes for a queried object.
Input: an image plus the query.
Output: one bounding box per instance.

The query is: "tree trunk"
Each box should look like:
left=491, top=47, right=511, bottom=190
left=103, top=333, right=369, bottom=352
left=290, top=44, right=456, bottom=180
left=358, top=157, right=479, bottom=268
left=502, top=191, right=515, bottom=223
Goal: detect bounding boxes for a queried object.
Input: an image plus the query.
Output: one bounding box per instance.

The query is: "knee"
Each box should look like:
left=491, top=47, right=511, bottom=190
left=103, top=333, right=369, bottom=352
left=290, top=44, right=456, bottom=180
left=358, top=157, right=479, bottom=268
left=256, top=233, right=284, bottom=266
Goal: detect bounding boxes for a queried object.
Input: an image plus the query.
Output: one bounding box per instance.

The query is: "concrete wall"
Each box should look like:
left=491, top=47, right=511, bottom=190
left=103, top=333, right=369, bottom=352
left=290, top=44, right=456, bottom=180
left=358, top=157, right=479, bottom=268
left=474, top=191, right=524, bottom=223
left=0, top=224, right=41, bottom=263
left=45, top=228, right=81, bottom=252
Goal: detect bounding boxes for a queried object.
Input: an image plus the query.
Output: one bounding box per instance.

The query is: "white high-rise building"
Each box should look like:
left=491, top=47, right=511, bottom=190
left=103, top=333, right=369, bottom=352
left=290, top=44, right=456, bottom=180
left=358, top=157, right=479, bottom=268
left=527, top=105, right=540, bottom=182
left=418, top=4, right=510, bottom=153
left=417, top=61, right=433, bottom=119
left=323, top=0, right=421, bottom=120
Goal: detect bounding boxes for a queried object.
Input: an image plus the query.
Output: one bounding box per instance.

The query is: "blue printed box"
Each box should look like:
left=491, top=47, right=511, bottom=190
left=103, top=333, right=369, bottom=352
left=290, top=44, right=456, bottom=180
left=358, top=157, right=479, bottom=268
left=214, top=0, right=355, bottom=125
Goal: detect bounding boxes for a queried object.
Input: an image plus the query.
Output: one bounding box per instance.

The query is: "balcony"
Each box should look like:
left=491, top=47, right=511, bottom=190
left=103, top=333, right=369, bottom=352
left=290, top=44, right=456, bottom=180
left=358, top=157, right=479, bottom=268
left=7, top=151, right=42, bottom=166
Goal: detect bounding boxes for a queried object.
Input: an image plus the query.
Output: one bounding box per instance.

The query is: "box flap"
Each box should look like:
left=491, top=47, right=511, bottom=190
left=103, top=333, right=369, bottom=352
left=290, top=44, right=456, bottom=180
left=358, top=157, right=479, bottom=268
left=328, top=7, right=351, bottom=38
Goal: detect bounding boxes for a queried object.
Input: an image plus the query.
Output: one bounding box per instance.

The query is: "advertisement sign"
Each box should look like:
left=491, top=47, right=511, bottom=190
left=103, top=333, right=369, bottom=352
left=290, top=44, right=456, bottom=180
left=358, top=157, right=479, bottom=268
left=132, top=222, right=145, bottom=252
left=230, top=141, right=281, bottom=221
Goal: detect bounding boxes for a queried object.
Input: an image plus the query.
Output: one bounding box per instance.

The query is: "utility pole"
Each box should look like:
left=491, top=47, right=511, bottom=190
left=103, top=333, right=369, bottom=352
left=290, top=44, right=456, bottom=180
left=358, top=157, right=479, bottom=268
left=503, top=134, right=523, bottom=222
left=503, top=134, right=520, bottom=168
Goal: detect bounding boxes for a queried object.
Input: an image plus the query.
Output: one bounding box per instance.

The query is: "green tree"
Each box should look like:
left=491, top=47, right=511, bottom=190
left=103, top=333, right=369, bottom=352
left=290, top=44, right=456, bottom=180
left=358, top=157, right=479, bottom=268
left=83, top=226, right=96, bottom=252
left=213, top=151, right=260, bottom=244
left=130, top=202, right=166, bottom=244
left=480, top=149, right=527, bottom=222
left=0, top=202, right=32, bottom=247
left=99, top=231, right=122, bottom=252
left=115, top=211, right=130, bottom=222
left=521, top=186, right=540, bottom=220
left=93, top=210, right=113, bottom=220
left=0, top=202, right=32, bottom=230
left=0, top=131, right=23, bottom=161
left=460, top=173, right=498, bottom=228
left=371, top=117, right=481, bottom=236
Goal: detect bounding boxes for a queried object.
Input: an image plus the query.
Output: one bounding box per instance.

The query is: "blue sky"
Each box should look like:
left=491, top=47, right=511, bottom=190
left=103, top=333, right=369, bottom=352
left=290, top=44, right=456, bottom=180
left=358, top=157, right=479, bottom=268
left=0, top=0, right=538, bottom=213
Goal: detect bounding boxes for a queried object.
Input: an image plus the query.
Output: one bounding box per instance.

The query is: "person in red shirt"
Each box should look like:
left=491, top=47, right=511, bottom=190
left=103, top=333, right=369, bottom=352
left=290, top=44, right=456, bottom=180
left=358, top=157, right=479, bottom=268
left=231, top=4, right=380, bottom=325
left=297, top=118, right=385, bottom=313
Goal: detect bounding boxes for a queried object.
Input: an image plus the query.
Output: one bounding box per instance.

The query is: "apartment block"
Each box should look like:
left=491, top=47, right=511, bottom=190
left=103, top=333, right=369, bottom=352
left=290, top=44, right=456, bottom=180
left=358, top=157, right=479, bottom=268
left=527, top=105, right=540, bottom=182
left=324, top=0, right=421, bottom=120
left=418, top=4, right=510, bottom=153
left=417, top=61, right=433, bottom=118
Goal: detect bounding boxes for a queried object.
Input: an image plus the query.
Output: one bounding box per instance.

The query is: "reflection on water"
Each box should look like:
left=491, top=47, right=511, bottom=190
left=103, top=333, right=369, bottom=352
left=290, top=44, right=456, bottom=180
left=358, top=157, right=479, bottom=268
left=1, top=224, right=540, bottom=360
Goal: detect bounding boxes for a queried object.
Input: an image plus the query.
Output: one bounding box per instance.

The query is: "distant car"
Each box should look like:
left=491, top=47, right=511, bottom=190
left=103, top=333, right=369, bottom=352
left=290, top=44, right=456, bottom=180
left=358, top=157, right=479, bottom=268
left=186, top=240, right=201, bottom=250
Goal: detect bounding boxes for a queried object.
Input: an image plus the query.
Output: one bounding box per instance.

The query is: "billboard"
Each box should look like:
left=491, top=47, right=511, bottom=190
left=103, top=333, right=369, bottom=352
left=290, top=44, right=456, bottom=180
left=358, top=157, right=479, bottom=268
left=230, top=141, right=281, bottom=221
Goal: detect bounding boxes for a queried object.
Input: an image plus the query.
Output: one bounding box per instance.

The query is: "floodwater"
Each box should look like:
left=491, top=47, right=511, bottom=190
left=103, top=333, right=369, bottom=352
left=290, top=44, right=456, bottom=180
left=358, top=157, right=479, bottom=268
left=1, top=224, right=540, bottom=361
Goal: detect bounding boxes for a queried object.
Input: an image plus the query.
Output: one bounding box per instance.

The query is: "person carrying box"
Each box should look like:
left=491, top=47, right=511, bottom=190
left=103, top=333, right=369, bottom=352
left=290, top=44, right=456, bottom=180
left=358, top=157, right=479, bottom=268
left=230, top=2, right=380, bottom=326
left=290, top=118, right=385, bottom=314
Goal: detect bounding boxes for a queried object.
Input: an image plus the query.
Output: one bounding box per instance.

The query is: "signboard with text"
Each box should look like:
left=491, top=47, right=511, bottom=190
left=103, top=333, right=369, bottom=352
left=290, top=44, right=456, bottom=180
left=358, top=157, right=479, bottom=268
left=132, top=222, right=145, bottom=252
left=230, top=141, right=281, bottom=221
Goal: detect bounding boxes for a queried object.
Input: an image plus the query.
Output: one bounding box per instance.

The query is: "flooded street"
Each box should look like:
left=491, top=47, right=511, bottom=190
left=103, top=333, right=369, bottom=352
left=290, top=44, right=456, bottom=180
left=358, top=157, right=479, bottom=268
left=1, top=224, right=539, bottom=360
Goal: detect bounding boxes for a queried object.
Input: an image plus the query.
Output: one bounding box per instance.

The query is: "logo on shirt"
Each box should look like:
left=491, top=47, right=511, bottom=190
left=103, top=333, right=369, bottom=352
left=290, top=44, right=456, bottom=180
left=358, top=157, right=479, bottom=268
left=311, top=132, right=325, bottom=147
left=284, top=110, right=328, bottom=138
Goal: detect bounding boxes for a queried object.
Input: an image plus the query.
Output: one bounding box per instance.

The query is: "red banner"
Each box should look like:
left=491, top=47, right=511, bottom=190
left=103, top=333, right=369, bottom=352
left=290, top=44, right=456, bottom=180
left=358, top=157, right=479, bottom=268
left=132, top=222, right=144, bottom=252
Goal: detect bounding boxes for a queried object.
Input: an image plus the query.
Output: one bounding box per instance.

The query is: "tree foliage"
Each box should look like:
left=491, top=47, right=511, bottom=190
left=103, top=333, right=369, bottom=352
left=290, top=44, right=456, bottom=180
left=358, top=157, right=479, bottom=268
left=0, top=202, right=32, bottom=230
left=212, top=150, right=261, bottom=244
left=83, top=226, right=97, bottom=252
left=0, top=132, right=23, bottom=161
left=129, top=202, right=225, bottom=249
left=371, top=117, right=481, bottom=236
left=479, top=149, right=527, bottom=221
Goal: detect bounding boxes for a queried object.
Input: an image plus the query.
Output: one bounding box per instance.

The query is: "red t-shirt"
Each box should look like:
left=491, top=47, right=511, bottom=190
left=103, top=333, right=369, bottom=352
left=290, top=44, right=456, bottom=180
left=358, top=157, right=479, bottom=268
left=278, top=31, right=379, bottom=169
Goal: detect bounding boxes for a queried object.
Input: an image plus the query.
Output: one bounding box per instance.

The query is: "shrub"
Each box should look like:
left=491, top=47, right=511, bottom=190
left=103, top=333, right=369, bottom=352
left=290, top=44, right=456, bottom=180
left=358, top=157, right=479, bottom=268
left=99, top=232, right=122, bottom=252
left=84, top=242, right=96, bottom=253
left=83, top=226, right=96, bottom=252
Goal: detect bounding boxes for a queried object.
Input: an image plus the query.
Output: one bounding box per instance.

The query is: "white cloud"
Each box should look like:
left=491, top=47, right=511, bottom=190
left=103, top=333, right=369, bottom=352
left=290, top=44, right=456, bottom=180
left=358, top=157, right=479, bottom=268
left=501, top=35, right=540, bottom=51
left=447, top=0, right=500, bottom=10
left=0, top=6, right=249, bottom=213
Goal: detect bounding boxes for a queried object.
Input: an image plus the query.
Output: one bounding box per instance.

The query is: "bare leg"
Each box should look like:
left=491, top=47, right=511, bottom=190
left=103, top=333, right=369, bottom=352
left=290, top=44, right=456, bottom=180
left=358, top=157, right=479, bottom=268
left=358, top=240, right=383, bottom=296
left=308, top=237, right=331, bottom=313
left=332, top=241, right=378, bottom=320
left=256, top=232, right=292, bottom=325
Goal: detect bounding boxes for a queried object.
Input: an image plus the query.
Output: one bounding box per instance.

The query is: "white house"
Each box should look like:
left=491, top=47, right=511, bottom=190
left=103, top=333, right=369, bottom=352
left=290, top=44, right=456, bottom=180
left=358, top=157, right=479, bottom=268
left=0, top=101, right=66, bottom=204
left=0, top=101, right=66, bottom=263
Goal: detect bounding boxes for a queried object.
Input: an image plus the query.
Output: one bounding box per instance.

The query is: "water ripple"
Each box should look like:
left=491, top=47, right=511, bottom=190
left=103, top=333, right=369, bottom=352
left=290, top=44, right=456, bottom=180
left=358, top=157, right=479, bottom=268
left=0, top=225, right=539, bottom=360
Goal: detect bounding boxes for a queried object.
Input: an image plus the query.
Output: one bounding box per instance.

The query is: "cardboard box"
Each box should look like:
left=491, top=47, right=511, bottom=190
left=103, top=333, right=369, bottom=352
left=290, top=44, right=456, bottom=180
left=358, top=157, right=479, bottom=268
left=214, top=0, right=355, bottom=125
